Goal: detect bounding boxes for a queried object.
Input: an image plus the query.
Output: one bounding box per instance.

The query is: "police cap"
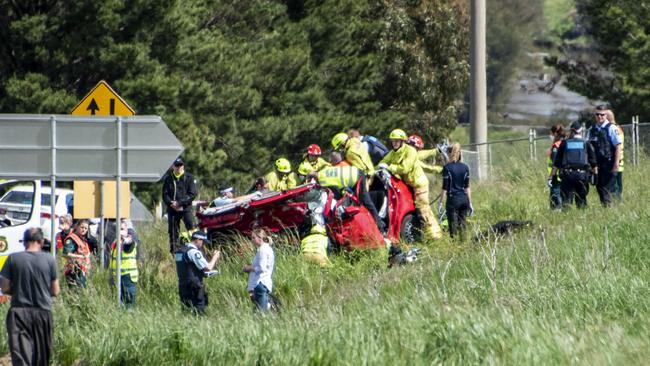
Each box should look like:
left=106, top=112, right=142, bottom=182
left=191, top=231, right=211, bottom=244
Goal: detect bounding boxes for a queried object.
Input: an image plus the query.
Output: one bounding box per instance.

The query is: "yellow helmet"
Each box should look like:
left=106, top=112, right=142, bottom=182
left=389, top=128, right=408, bottom=141
left=275, top=158, right=292, bottom=173
left=310, top=224, right=327, bottom=235
left=298, top=161, right=314, bottom=176
left=331, top=132, right=348, bottom=150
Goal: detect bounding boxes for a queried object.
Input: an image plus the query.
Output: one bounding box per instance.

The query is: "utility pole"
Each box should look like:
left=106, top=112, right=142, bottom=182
left=470, top=0, right=488, bottom=179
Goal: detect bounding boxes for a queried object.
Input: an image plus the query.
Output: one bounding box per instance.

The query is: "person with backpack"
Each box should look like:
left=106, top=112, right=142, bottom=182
left=549, top=121, right=598, bottom=208
left=587, top=105, right=622, bottom=206
left=348, top=129, right=389, bottom=165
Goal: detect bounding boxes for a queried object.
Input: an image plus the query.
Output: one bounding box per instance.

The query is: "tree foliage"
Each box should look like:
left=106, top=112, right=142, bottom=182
left=546, top=0, right=650, bottom=122
left=486, top=0, right=543, bottom=106
left=0, top=0, right=469, bottom=205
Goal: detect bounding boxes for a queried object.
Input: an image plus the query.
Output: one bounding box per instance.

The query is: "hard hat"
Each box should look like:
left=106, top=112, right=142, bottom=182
left=389, top=129, right=408, bottom=141
left=331, top=133, right=348, bottom=150
left=310, top=224, right=327, bottom=235
left=307, top=144, right=322, bottom=156
left=407, top=134, right=424, bottom=149
left=275, top=158, right=292, bottom=173
left=298, top=161, right=313, bottom=176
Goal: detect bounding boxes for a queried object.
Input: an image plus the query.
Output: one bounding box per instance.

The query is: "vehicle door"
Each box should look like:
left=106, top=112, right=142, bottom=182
left=0, top=180, right=42, bottom=271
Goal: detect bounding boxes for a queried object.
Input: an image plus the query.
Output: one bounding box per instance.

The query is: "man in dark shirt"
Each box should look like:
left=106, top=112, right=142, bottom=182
left=162, top=158, right=198, bottom=253
left=549, top=121, right=598, bottom=208
left=1, top=228, right=60, bottom=366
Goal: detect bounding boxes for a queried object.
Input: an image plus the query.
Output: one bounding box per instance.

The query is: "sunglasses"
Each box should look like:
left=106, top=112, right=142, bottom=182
left=595, top=113, right=606, bottom=116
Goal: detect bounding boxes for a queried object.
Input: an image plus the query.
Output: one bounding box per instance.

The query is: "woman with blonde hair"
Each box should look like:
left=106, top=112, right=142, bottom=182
left=439, top=143, right=473, bottom=239
left=243, top=227, right=275, bottom=312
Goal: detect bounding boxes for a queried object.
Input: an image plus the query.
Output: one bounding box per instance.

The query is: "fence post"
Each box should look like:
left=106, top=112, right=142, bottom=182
left=488, top=144, right=492, bottom=178
left=635, top=115, right=640, bottom=165
left=533, top=129, right=537, bottom=160
left=631, top=116, right=637, bottom=166
left=528, top=128, right=534, bottom=160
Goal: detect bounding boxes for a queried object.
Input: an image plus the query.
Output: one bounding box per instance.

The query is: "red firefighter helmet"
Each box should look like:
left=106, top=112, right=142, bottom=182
left=407, top=134, right=424, bottom=149
left=307, top=144, right=322, bottom=156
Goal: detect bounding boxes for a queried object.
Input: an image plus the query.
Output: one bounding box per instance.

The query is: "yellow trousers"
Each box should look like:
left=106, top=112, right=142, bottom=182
left=414, top=186, right=442, bottom=240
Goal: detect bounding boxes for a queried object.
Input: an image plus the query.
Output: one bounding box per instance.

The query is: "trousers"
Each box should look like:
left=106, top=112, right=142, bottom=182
left=6, top=307, right=53, bottom=366
left=561, top=170, right=589, bottom=208
left=168, top=208, right=195, bottom=253
left=414, top=186, right=442, bottom=240
left=446, top=194, right=470, bottom=238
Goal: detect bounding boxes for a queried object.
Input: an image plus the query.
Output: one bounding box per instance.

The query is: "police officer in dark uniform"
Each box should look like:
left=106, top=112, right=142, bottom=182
left=175, top=231, right=220, bottom=315
left=587, top=105, right=623, bottom=206
left=162, top=158, right=198, bottom=253
left=549, top=121, right=598, bottom=208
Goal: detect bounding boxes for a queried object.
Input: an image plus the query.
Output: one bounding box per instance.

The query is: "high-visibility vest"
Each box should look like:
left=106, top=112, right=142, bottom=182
left=318, top=166, right=361, bottom=190
left=63, top=233, right=91, bottom=275
left=301, top=233, right=328, bottom=257
left=617, top=125, right=625, bottom=172
left=110, top=242, right=139, bottom=282
left=547, top=140, right=562, bottom=176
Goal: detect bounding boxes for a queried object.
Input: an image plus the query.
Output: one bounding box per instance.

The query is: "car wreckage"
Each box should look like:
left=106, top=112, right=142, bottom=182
left=196, top=170, right=422, bottom=250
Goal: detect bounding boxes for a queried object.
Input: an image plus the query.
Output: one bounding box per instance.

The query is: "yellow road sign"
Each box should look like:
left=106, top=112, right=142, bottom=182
left=71, top=80, right=135, bottom=116
left=72, top=80, right=134, bottom=218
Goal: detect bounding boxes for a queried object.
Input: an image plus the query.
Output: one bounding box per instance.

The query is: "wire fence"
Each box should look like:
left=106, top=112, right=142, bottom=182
left=459, top=117, right=648, bottom=180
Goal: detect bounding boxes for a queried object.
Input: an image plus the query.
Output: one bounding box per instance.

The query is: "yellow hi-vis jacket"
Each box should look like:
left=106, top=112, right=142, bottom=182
left=301, top=232, right=328, bottom=257
left=344, top=137, right=375, bottom=176
left=417, top=149, right=443, bottom=174
left=265, top=170, right=298, bottom=191
left=380, top=143, right=428, bottom=189
left=616, top=124, right=624, bottom=172
left=110, top=242, right=138, bottom=282
left=317, top=166, right=362, bottom=190
left=303, top=157, right=331, bottom=172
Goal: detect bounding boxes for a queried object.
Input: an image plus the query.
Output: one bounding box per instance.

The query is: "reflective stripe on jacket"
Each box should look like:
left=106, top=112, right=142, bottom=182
left=301, top=233, right=328, bottom=257
left=110, top=242, right=139, bottom=282
left=318, top=166, right=361, bottom=190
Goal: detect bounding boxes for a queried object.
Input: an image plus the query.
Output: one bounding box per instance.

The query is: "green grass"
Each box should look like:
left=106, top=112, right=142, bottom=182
left=1, top=154, right=649, bottom=365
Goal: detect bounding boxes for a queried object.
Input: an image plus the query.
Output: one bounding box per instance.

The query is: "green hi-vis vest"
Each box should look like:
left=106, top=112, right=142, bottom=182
left=301, top=233, right=328, bottom=257
left=110, top=243, right=138, bottom=282
left=317, top=166, right=361, bottom=190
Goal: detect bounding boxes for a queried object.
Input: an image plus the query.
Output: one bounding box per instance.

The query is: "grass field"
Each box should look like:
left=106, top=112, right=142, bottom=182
left=1, top=151, right=649, bottom=365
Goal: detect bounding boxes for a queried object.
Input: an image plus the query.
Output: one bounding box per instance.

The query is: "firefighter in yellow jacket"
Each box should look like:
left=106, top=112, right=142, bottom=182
left=302, top=144, right=331, bottom=172
left=264, top=158, right=297, bottom=191
left=379, top=129, right=442, bottom=240
left=331, top=133, right=375, bottom=177
left=300, top=225, right=330, bottom=267
left=406, top=134, right=443, bottom=174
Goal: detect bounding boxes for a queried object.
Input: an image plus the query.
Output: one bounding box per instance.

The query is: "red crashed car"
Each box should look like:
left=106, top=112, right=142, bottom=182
left=196, top=171, right=421, bottom=249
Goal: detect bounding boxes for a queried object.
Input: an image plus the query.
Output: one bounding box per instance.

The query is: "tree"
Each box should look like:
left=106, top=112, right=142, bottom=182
left=0, top=0, right=470, bottom=205
left=546, top=0, right=650, bottom=122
